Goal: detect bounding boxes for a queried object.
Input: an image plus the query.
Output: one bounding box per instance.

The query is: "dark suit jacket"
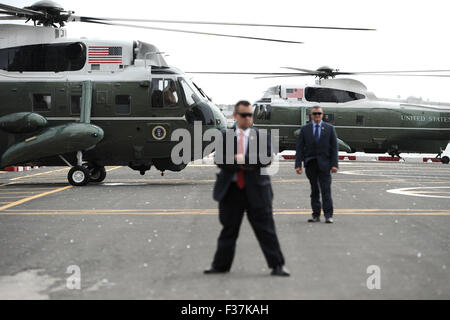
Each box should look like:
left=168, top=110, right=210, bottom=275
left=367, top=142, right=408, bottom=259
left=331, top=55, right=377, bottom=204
left=213, top=126, right=273, bottom=208
left=295, top=121, right=339, bottom=171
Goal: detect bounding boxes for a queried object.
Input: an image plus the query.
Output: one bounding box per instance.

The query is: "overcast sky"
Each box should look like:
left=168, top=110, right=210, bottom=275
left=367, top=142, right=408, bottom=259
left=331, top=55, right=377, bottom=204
left=4, top=0, right=450, bottom=104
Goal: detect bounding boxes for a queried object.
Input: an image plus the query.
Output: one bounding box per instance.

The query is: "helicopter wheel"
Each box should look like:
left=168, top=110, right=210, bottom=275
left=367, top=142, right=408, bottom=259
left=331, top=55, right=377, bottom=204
left=68, top=165, right=91, bottom=186
left=89, top=166, right=107, bottom=183
left=441, top=156, right=450, bottom=164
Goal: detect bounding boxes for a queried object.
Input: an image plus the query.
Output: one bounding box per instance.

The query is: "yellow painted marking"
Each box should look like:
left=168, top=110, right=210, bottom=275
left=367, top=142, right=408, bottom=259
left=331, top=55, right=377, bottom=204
left=0, top=186, right=73, bottom=211
left=0, top=191, right=54, bottom=194
left=0, top=196, right=36, bottom=199
left=1, top=208, right=450, bottom=216
left=9, top=168, right=69, bottom=181
left=106, top=166, right=122, bottom=172
left=0, top=187, right=66, bottom=190
left=0, top=166, right=122, bottom=211
left=3, top=208, right=449, bottom=213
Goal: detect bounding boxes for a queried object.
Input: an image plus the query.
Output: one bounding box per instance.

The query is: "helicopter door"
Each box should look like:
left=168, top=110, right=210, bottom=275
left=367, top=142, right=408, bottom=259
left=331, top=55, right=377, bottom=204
left=145, top=78, right=185, bottom=158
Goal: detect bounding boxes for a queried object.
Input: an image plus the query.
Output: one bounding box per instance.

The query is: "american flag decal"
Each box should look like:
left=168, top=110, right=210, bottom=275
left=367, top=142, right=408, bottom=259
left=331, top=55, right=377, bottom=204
left=88, top=46, right=123, bottom=64
left=286, top=88, right=304, bottom=98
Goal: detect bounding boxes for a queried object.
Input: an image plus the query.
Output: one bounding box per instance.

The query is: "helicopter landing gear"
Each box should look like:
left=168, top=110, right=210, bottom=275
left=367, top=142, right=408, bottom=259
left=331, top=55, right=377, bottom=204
left=441, top=156, right=450, bottom=164
left=68, top=165, right=90, bottom=186
left=86, top=164, right=106, bottom=183
left=60, top=151, right=96, bottom=186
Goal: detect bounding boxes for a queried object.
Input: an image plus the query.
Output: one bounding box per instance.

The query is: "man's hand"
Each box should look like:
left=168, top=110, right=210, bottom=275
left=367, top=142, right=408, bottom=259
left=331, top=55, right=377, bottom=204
left=235, top=154, right=245, bottom=164
left=331, top=166, right=339, bottom=173
left=295, top=167, right=302, bottom=175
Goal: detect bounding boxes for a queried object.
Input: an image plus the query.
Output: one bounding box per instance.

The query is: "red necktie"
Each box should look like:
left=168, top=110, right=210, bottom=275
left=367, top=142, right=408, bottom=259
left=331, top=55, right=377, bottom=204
left=237, top=131, right=245, bottom=189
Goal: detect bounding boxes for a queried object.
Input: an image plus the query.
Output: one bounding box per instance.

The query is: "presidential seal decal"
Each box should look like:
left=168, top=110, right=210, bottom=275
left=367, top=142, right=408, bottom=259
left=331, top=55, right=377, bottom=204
left=152, top=126, right=167, bottom=140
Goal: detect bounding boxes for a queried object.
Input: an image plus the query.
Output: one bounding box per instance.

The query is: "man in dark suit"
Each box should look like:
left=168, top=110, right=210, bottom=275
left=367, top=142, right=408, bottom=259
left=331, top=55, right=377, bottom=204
left=205, top=100, right=289, bottom=276
left=295, top=106, right=339, bottom=223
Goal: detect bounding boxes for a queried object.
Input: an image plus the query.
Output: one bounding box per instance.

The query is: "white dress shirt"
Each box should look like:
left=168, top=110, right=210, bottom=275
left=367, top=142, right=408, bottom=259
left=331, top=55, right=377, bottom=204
left=232, top=126, right=251, bottom=181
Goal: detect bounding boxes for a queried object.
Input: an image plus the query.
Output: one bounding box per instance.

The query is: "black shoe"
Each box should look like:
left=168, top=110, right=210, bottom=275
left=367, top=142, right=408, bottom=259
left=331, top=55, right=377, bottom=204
left=325, top=217, right=334, bottom=224
left=271, top=265, right=290, bottom=277
left=204, top=267, right=229, bottom=274
left=308, top=216, right=320, bottom=223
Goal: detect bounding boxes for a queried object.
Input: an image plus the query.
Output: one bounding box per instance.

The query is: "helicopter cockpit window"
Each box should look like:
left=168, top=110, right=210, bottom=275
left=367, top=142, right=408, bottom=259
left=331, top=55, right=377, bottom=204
left=115, top=95, right=131, bottom=114
left=0, top=42, right=86, bottom=72
left=179, top=78, right=202, bottom=107
left=151, top=79, right=179, bottom=108
left=305, top=87, right=365, bottom=103
left=32, top=94, right=52, bottom=111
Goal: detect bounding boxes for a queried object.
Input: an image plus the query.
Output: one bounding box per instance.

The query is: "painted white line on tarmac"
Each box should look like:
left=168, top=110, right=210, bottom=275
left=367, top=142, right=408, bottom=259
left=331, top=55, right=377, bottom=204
left=387, top=186, right=450, bottom=199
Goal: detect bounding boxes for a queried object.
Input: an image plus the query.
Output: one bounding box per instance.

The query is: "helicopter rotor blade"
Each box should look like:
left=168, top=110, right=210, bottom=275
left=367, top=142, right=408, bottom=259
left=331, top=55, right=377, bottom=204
left=185, top=71, right=313, bottom=75
left=0, top=10, right=17, bottom=15
left=254, top=74, right=316, bottom=79
left=72, top=15, right=375, bottom=31
left=0, top=3, right=43, bottom=17
left=351, top=73, right=450, bottom=77
left=346, top=69, right=450, bottom=74
left=0, top=15, right=27, bottom=20
left=285, top=66, right=450, bottom=75
left=79, top=19, right=304, bottom=44
left=281, top=67, right=320, bottom=74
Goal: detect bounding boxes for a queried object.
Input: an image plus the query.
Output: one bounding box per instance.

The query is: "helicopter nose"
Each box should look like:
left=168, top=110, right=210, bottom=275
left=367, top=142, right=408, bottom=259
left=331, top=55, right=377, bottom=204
left=210, top=103, right=227, bottom=131
left=215, top=111, right=227, bottom=130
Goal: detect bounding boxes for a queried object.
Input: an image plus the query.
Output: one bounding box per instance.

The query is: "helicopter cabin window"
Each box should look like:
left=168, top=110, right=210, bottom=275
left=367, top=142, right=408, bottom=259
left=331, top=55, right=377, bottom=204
left=179, top=78, right=202, bottom=107
left=71, top=95, right=82, bottom=115
left=356, top=115, right=365, bottom=126
left=305, top=87, right=365, bottom=103
left=115, top=95, right=131, bottom=114
left=151, top=79, right=179, bottom=108
left=32, top=94, right=52, bottom=111
left=0, top=42, right=86, bottom=72
left=255, top=104, right=272, bottom=120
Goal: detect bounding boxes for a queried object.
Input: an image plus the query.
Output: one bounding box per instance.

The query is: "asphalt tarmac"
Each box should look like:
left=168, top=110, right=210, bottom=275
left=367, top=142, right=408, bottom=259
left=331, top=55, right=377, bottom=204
left=0, top=161, right=449, bottom=299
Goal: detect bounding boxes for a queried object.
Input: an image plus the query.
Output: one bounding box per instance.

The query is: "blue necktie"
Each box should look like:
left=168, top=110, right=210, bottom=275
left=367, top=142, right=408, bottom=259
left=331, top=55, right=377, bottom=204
left=314, top=124, right=320, bottom=142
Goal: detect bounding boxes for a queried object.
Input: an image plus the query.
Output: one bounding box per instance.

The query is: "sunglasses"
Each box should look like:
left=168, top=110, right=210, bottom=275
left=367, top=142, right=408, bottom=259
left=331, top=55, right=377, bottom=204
left=312, top=112, right=323, bottom=116
left=237, top=112, right=253, bottom=118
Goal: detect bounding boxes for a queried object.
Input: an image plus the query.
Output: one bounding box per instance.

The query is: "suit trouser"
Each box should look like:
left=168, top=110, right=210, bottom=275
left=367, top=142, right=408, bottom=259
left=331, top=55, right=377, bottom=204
left=305, top=159, right=333, bottom=218
left=212, top=183, right=285, bottom=270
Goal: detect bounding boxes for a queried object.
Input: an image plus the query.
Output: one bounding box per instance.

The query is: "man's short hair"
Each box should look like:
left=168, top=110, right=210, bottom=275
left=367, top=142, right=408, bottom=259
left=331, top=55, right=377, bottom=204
left=234, top=100, right=251, bottom=113
left=311, top=105, right=322, bottom=113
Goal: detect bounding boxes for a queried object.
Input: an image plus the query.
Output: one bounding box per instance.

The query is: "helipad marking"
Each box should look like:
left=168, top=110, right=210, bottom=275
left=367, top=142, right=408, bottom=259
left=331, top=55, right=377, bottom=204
left=387, top=187, right=450, bottom=199
left=9, top=168, right=70, bottom=181
left=340, top=169, right=450, bottom=180
left=1, top=208, right=449, bottom=216
left=0, top=186, right=73, bottom=211
left=0, top=166, right=122, bottom=210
